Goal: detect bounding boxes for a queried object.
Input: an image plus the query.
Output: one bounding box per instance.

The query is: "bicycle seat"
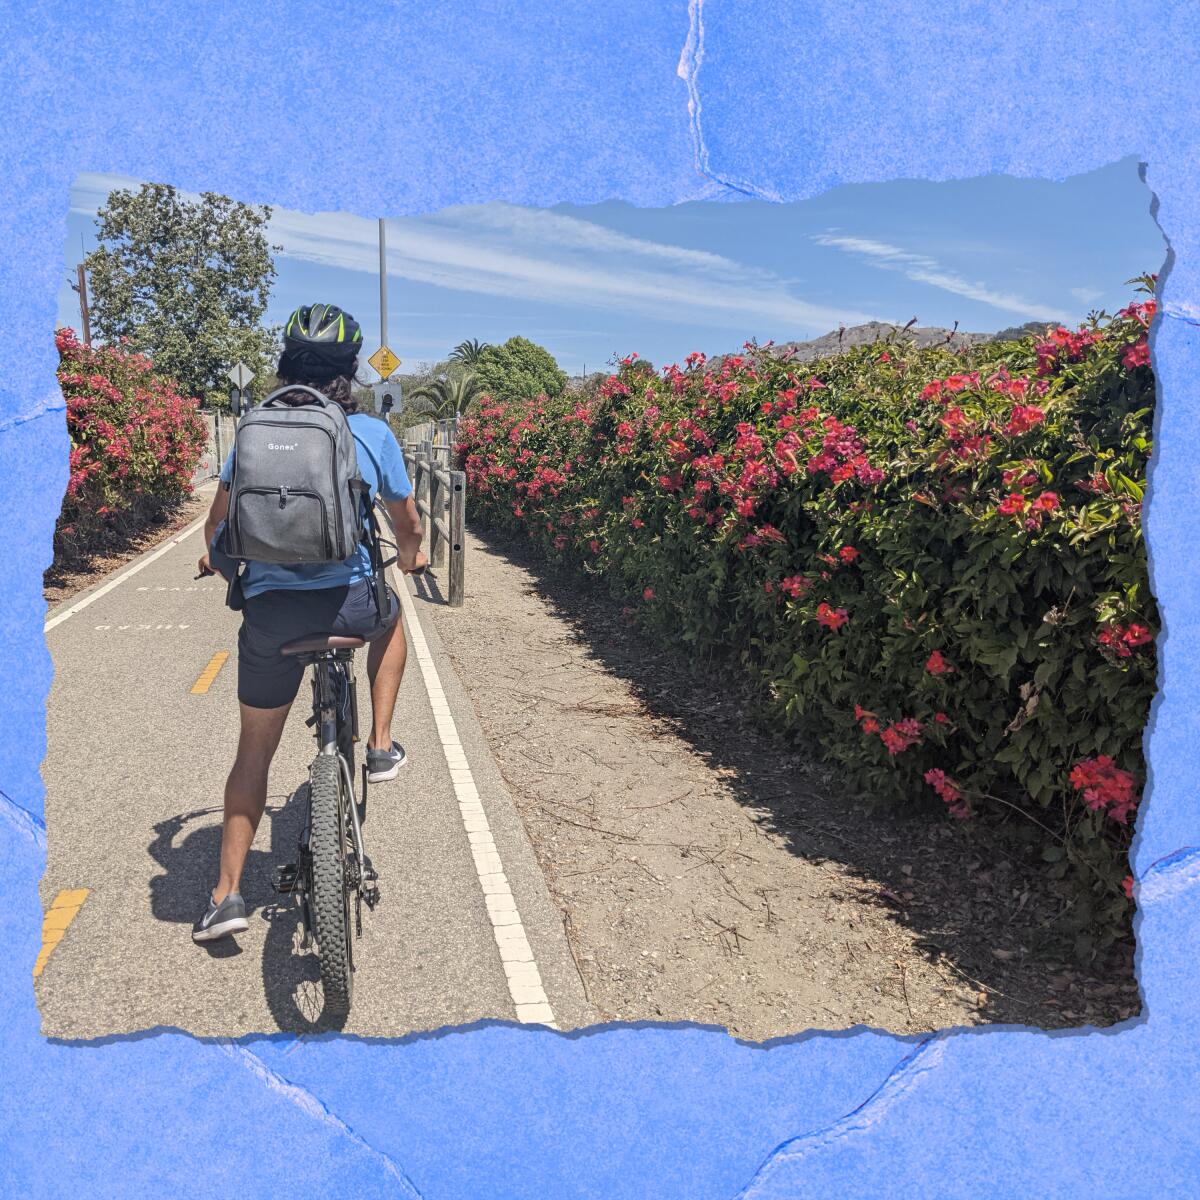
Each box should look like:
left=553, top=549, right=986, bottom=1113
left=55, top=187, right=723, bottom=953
left=279, top=634, right=366, bottom=657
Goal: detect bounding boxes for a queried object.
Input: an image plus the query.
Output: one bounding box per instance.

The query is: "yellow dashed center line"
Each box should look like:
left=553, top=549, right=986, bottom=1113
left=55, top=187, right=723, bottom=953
left=190, top=651, right=230, bottom=694
left=35, top=889, right=90, bottom=978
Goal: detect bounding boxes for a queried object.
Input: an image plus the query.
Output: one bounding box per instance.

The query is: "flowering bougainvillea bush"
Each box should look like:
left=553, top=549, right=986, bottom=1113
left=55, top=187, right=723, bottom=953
left=54, top=327, right=207, bottom=561
left=457, top=278, right=1158, bottom=950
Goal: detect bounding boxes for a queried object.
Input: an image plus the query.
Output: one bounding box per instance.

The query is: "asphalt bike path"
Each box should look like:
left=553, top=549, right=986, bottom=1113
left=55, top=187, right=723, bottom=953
left=37, top=489, right=590, bottom=1037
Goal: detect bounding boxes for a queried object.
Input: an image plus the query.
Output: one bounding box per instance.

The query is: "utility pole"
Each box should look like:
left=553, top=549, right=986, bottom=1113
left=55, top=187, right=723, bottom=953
left=378, top=217, right=388, bottom=377
left=71, top=263, right=92, bottom=346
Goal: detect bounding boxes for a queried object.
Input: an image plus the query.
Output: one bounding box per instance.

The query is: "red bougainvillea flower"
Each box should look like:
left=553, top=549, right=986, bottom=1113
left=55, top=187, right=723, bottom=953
left=1004, top=404, right=1046, bottom=436
left=778, top=574, right=810, bottom=598
left=924, top=768, right=969, bottom=818
left=1123, top=875, right=1135, bottom=900
left=589, top=540, right=601, bottom=554
left=934, top=712, right=950, bottom=725
left=1122, top=337, right=1150, bottom=370
left=1002, top=467, right=1038, bottom=488
left=998, top=493, right=1025, bottom=515
left=1098, top=622, right=1153, bottom=658
left=642, top=587, right=655, bottom=601
left=839, top=546, right=859, bottom=563
left=816, top=603, right=849, bottom=630
left=925, top=650, right=952, bottom=675
left=861, top=717, right=880, bottom=734
left=1032, top=491, right=1059, bottom=512
left=1069, top=755, right=1139, bottom=824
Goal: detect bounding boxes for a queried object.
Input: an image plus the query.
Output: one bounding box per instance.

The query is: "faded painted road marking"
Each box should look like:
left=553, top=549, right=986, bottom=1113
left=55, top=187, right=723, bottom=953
left=191, top=651, right=230, bottom=694
left=93, top=624, right=192, bottom=632
left=388, top=541, right=557, bottom=1028
left=43, top=484, right=215, bottom=633
left=135, top=585, right=221, bottom=593
left=34, top=889, right=90, bottom=977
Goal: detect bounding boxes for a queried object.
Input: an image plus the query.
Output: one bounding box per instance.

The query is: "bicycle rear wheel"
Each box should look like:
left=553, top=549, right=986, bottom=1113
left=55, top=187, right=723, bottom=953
left=308, top=753, right=353, bottom=1016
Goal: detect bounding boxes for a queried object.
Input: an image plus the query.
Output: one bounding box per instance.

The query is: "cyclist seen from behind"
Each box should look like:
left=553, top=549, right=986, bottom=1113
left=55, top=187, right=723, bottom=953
left=192, top=302, right=426, bottom=943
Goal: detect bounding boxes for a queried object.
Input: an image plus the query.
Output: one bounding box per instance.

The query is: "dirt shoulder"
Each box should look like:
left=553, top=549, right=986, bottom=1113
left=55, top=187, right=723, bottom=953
left=44, top=491, right=212, bottom=607
left=421, top=525, right=1138, bottom=1040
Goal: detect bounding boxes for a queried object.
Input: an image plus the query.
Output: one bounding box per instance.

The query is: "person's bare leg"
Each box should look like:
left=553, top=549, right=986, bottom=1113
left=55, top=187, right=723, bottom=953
left=214, top=701, right=292, bottom=902
left=366, top=615, right=407, bottom=751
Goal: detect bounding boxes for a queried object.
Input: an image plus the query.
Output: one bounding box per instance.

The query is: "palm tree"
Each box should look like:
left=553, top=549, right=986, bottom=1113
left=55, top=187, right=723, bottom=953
left=449, top=338, right=489, bottom=368
left=407, top=369, right=484, bottom=419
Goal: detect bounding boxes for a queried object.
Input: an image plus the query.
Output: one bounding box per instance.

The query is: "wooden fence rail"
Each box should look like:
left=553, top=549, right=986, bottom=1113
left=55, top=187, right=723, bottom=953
left=401, top=418, right=465, bottom=606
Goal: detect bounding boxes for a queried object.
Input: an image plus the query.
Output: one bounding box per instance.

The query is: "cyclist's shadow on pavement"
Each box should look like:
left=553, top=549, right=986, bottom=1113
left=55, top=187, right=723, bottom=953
left=147, top=788, right=348, bottom=1034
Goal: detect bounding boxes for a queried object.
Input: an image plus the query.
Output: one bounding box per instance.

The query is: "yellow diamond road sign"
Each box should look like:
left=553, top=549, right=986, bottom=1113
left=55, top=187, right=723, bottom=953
left=369, top=346, right=401, bottom=379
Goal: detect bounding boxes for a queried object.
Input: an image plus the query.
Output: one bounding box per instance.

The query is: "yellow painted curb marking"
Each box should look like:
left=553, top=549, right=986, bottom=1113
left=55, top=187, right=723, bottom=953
left=190, top=651, right=230, bottom=695
left=34, top=889, right=90, bottom=978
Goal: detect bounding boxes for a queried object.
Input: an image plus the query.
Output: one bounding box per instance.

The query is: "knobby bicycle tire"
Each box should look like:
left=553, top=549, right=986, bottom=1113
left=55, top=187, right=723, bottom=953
left=309, top=753, right=353, bottom=1015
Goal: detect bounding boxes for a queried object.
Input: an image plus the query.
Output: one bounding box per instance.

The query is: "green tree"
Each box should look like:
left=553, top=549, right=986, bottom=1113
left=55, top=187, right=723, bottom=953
left=474, top=336, right=566, bottom=401
left=408, top=369, right=484, bottom=419
left=449, top=338, right=490, bottom=368
left=85, top=182, right=280, bottom=408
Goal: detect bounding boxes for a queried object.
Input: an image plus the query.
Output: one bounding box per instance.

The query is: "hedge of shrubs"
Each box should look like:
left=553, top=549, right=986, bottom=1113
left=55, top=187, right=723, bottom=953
left=54, top=327, right=208, bottom=562
left=456, top=279, right=1158, bottom=949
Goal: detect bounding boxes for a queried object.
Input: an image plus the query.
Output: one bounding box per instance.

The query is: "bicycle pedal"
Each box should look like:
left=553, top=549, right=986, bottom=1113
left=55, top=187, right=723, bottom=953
left=363, top=884, right=381, bottom=910
left=272, top=863, right=300, bottom=894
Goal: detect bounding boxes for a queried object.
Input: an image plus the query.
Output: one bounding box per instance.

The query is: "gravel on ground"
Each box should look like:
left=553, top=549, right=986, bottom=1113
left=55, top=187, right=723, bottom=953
left=422, top=524, right=1139, bottom=1040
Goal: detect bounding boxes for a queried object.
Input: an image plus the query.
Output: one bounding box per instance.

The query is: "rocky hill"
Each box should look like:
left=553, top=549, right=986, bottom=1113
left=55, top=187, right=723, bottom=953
left=565, top=321, right=1056, bottom=389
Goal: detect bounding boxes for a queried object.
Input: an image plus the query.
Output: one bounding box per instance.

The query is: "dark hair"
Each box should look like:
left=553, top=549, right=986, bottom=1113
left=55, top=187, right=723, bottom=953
left=274, top=353, right=360, bottom=414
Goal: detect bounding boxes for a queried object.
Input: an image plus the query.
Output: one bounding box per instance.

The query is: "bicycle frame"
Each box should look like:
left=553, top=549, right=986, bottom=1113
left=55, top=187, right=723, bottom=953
left=309, top=650, right=367, bottom=886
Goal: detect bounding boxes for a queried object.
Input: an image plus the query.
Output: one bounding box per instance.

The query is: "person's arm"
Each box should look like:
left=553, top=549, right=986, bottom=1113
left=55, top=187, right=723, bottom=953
left=384, top=494, right=425, bottom=574
left=198, top=485, right=230, bottom=576
left=375, top=427, right=426, bottom=573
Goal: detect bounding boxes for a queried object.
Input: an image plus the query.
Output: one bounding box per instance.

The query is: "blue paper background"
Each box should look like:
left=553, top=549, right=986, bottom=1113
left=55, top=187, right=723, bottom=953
left=2, top=1, right=1197, bottom=1194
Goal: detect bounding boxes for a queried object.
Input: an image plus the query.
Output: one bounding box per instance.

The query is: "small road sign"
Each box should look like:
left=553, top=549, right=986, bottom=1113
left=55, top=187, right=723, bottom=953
left=226, top=361, right=254, bottom=391
left=369, top=346, right=401, bottom=379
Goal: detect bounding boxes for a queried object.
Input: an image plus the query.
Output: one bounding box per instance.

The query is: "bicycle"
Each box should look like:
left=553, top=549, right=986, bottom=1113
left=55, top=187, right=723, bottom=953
left=270, top=632, right=380, bottom=1017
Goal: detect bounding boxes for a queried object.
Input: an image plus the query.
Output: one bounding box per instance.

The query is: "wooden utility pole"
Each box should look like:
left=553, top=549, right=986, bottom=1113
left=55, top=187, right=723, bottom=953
left=73, top=263, right=92, bottom=346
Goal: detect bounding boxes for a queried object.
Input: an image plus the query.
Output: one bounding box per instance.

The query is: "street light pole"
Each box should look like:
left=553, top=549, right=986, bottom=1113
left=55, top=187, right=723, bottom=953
left=378, top=217, right=388, bottom=377
left=72, top=263, right=92, bottom=347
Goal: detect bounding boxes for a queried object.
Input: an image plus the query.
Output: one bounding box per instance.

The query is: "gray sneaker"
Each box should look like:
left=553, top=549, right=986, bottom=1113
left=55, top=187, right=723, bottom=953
left=192, top=891, right=248, bottom=942
left=366, top=740, right=408, bottom=783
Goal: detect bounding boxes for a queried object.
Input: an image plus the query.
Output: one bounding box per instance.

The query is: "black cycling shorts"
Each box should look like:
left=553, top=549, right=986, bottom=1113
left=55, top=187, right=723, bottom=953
left=237, top=579, right=400, bottom=709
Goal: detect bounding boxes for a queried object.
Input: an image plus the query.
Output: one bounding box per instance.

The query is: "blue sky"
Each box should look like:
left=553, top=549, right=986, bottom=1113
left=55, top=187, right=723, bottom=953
left=60, top=159, right=1162, bottom=379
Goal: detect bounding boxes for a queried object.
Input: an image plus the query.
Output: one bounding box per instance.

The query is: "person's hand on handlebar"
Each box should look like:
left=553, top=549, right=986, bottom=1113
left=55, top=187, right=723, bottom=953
left=401, top=549, right=429, bottom=575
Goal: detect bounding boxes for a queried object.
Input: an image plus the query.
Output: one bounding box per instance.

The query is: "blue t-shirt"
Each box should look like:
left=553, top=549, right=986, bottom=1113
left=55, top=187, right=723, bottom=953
left=219, top=411, right=412, bottom=600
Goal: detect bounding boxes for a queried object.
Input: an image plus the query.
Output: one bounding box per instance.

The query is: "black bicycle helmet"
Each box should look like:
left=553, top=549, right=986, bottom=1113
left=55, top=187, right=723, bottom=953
left=280, top=302, right=363, bottom=380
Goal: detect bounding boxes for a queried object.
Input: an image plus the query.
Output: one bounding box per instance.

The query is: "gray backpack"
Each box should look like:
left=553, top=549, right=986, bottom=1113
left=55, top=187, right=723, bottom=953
left=224, top=385, right=368, bottom=564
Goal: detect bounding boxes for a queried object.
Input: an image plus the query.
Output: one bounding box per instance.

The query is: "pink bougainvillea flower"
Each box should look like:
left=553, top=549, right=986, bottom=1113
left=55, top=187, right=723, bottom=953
left=861, top=717, right=880, bottom=734
left=1032, top=491, right=1059, bottom=512
left=1123, top=875, right=1135, bottom=900
left=642, top=587, right=655, bottom=601
left=1122, top=338, right=1150, bottom=370
left=934, top=712, right=950, bottom=725
left=998, top=493, right=1026, bottom=515
left=839, top=546, right=860, bottom=563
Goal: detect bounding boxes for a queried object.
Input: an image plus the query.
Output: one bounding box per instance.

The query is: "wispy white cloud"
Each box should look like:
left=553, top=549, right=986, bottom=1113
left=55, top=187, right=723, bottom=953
left=69, top=173, right=878, bottom=336
left=271, top=203, right=878, bottom=334
left=813, top=233, right=1072, bottom=324
left=1071, top=286, right=1104, bottom=305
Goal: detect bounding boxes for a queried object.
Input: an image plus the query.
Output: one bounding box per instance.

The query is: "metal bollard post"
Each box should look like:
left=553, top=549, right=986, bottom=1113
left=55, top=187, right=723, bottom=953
left=448, top=469, right=465, bottom=607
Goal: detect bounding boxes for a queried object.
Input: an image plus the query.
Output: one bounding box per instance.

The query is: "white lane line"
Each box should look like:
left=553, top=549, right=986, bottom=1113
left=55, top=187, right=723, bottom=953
left=44, top=498, right=213, bottom=633
left=392, top=566, right=557, bottom=1028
